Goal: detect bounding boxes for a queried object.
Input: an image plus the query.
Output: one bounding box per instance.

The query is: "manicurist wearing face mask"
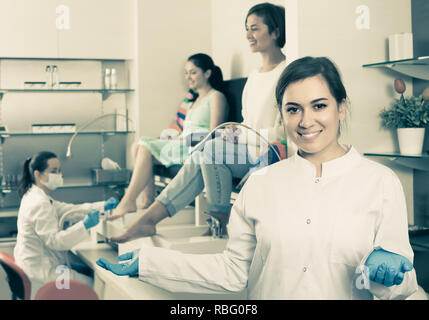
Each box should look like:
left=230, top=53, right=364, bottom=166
left=14, top=151, right=118, bottom=298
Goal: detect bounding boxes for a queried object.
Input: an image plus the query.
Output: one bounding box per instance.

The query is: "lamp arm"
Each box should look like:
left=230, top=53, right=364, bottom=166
left=66, top=113, right=133, bottom=157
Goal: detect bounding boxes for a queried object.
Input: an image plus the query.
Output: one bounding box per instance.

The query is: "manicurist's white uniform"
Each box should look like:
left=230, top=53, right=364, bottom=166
left=14, top=185, right=104, bottom=298
left=137, top=146, right=418, bottom=299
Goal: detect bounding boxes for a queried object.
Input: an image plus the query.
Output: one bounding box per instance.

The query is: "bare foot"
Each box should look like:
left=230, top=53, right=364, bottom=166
left=108, top=218, right=156, bottom=243
left=106, top=200, right=137, bottom=221
left=137, top=199, right=154, bottom=210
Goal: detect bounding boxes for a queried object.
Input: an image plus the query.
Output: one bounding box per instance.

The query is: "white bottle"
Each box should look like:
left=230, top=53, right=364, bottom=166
left=110, top=68, right=118, bottom=89
left=52, top=65, right=58, bottom=88
left=104, top=68, right=111, bottom=89
left=46, top=65, right=52, bottom=88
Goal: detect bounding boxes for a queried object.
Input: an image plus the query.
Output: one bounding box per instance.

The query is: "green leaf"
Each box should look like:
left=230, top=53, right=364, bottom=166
left=380, top=95, right=429, bottom=128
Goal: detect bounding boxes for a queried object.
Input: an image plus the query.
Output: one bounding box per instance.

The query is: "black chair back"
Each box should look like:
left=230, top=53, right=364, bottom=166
left=223, top=77, right=247, bottom=123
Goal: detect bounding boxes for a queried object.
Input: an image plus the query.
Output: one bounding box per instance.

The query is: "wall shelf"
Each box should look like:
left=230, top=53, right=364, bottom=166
left=0, top=209, right=18, bottom=218
left=5, top=130, right=135, bottom=136
left=364, top=152, right=429, bottom=171
left=1, top=181, right=129, bottom=195
left=362, top=56, right=429, bottom=80
left=0, top=58, right=134, bottom=233
left=0, top=236, right=17, bottom=243
left=364, top=152, right=429, bottom=159
left=0, top=88, right=134, bottom=100
left=0, top=88, right=134, bottom=92
left=0, top=57, right=129, bottom=61
left=0, top=130, right=135, bottom=145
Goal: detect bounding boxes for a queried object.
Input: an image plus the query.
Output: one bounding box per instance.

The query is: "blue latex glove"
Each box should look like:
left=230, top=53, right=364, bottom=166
left=96, top=250, right=139, bottom=276
left=104, top=197, right=119, bottom=211
left=83, top=209, right=99, bottom=230
left=365, top=249, right=414, bottom=287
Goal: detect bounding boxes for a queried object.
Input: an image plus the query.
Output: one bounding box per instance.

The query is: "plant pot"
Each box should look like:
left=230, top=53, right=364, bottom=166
left=397, top=127, right=425, bottom=154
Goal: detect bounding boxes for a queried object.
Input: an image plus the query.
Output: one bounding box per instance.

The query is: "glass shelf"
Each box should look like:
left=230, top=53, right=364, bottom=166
left=1, top=180, right=129, bottom=194
left=364, top=152, right=429, bottom=159
left=0, top=88, right=134, bottom=93
left=0, top=209, right=18, bottom=218
left=0, top=236, right=17, bottom=243
left=0, top=57, right=128, bottom=62
left=5, top=130, right=134, bottom=136
left=362, top=56, right=429, bottom=80
left=364, top=152, right=429, bottom=171
left=0, top=88, right=134, bottom=100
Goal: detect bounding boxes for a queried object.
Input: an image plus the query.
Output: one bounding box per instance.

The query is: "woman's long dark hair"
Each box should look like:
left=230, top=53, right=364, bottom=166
left=187, top=53, right=225, bottom=94
left=17, top=151, right=57, bottom=198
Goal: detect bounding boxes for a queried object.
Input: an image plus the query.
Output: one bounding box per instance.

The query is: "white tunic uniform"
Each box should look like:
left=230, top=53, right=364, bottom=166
left=138, top=147, right=418, bottom=299
left=14, top=185, right=104, bottom=297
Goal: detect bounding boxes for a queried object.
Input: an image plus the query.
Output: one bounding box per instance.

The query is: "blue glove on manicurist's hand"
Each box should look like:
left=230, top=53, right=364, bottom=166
left=104, top=197, right=119, bottom=211
left=83, top=209, right=99, bottom=230
left=365, top=249, right=413, bottom=287
left=96, top=250, right=139, bottom=276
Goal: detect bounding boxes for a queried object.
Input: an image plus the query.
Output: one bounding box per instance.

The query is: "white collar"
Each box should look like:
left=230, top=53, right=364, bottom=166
left=292, top=145, right=362, bottom=180
left=29, top=184, right=53, bottom=202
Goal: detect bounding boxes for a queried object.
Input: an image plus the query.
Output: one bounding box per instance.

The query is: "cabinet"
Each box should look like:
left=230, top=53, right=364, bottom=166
left=0, top=0, right=58, bottom=58
left=0, top=0, right=132, bottom=59
left=0, top=57, right=135, bottom=240
left=57, top=0, right=133, bottom=59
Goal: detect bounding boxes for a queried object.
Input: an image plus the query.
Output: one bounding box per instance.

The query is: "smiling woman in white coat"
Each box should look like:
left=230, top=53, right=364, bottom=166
left=14, top=151, right=118, bottom=298
left=97, top=57, right=418, bottom=300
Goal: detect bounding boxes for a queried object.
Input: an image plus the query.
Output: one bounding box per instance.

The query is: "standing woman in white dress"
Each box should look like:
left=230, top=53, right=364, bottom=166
left=97, top=56, right=418, bottom=300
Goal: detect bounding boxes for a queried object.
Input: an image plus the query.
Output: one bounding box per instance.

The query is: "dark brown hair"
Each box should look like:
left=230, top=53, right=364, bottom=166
left=17, top=151, right=57, bottom=197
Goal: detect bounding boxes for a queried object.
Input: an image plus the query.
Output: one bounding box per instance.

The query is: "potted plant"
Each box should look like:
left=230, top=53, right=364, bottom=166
left=380, top=78, right=429, bottom=154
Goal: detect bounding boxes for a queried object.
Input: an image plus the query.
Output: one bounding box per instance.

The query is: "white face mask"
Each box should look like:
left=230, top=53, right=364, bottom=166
left=41, top=173, right=64, bottom=190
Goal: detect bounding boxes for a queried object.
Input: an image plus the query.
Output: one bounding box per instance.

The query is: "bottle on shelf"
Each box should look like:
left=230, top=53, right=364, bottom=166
left=45, top=65, right=52, bottom=88
left=104, top=68, right=111, bottom=90
left=110, top=68, right=118, bottom=89
left=52, top=65, right=58, bottom=89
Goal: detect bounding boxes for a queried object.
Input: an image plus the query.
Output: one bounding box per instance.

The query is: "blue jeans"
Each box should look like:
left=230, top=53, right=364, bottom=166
left=156, top=138, right=253, bottom=217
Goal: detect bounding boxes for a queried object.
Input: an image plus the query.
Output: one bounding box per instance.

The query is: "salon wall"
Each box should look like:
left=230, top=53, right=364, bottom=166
left=289, top=0, right=415, bottom=222
left=211, top=0, right=286, bottom=80
left=135, top=0, right=212, bottom=138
